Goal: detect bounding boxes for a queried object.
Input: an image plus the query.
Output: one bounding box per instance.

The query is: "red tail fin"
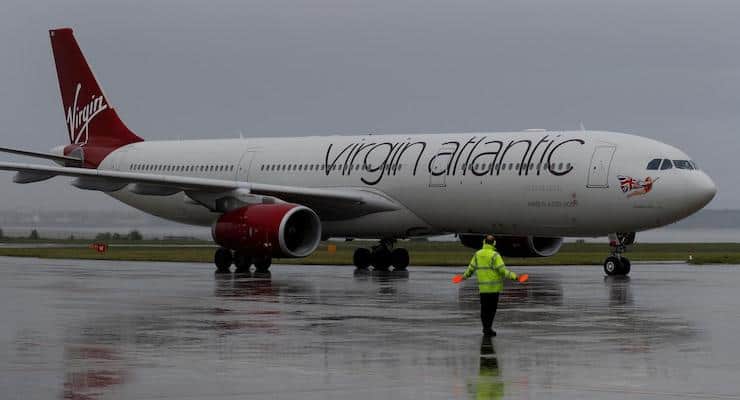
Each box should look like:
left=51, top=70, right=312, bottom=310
left=50, top=28, right=143, bottom=167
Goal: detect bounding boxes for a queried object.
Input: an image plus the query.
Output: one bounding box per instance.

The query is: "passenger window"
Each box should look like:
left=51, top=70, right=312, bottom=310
left=646, top=159, right=661, bottom=170
left=660, top=159, right=673, bottom=170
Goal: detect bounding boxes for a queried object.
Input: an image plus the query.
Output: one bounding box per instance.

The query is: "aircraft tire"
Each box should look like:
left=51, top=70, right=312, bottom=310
left=254, top=255, right=272, bottom=272
left=619, top=257, right=631, bottom=275
left=391, top=248, right=410, bottom=271
left=214, top=248, right=233, bottom=273
left=603, top=256, right=621, bottom=276
left=371, top=247, right=392, bottom=271
left=353, top=248, right=372, bottom=269
left=234, top=251, right=252, bottom=273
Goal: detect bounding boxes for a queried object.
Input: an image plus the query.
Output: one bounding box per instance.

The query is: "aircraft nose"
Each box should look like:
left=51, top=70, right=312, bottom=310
left=686, top=172, right=717, bottom=211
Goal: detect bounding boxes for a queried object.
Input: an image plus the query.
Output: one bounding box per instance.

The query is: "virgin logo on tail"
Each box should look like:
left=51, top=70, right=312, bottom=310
left=65, top=83, right=108, bottom=145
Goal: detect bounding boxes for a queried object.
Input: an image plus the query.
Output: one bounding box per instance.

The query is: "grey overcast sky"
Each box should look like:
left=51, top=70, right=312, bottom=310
left=0, top=0, right=738, bottom=211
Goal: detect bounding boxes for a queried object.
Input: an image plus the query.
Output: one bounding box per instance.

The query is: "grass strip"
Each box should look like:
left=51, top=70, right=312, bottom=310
left=0, top=241, right=738, bottom=265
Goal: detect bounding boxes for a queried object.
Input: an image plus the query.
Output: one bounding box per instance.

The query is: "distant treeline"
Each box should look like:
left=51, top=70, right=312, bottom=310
left=0, top=228, right=144, bottom=241
left=94, top=231, right=144, bottom=241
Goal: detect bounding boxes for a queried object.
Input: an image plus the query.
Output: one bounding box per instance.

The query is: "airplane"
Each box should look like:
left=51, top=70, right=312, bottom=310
left=0, top=28, right=717, bottom=276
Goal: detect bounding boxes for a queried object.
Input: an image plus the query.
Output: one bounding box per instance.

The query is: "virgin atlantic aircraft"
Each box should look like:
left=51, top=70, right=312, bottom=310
left=0, top=28, right=717, bottom=276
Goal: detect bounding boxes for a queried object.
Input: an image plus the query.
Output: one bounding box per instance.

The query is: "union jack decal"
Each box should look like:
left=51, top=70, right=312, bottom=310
left=617, top=175, right=658, bottom=197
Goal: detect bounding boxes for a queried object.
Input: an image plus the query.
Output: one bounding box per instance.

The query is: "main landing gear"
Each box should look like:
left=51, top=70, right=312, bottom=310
left=353, top=239, right=410, bottom=271
left=214, top=248, right=272, bottom=274
left=603, top=232, right=635, bottom=276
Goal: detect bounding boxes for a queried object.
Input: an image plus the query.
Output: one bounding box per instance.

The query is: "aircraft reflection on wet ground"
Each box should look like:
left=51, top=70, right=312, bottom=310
left=1, top=257, right=739, bottom=399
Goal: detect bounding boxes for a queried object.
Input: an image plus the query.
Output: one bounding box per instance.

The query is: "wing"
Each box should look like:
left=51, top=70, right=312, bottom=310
left=0, top=161, right=400, bottom=220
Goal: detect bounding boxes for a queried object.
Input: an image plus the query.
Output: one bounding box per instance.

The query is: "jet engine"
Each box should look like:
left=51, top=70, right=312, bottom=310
left=459, top=234, right=563, bottom=257
left=212, top=204, right=322, bottom=258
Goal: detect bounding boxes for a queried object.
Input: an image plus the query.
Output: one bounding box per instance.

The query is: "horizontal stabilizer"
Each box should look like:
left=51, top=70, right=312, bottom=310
left=0, top=146, right=82, bottom=166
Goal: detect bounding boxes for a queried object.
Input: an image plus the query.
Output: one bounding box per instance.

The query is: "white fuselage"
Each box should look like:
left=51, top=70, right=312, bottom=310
left=99, top=130, right=716, bottom=239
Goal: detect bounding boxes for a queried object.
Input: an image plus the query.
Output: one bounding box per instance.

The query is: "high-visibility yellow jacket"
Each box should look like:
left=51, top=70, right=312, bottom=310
left=462, top=243, right=517, bottom=293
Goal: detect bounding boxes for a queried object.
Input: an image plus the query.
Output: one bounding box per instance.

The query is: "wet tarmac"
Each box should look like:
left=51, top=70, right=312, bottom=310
left=1, top=257, right=739, bottom=399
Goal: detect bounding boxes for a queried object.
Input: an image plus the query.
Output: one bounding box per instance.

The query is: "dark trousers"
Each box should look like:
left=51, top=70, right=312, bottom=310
left=480, top=292, right=500, bottom=333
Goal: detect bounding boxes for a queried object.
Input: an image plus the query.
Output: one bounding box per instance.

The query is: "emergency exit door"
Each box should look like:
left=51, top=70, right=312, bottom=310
left=587, top=145, right=616, bottom=188
left=236, top=150, right=258, bottom=182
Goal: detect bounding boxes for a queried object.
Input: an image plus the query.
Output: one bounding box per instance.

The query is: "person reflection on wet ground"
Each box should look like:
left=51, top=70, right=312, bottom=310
left=468, top=336, right=504, bottom=400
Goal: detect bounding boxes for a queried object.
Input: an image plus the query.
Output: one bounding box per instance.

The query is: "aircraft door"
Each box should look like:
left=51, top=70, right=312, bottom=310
left=107, top=147, right=129, bottom=171
left=236, top=150, right=258, bottom=182
left=587, top=145, right=616, bottom=188
left=429, top=144, right=456, bottom=187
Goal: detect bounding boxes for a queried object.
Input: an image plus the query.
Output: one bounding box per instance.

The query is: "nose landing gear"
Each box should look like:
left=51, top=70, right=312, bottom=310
left=603, top=233, right=634, bottom=276
left=604, top=255, right=631, bottom=276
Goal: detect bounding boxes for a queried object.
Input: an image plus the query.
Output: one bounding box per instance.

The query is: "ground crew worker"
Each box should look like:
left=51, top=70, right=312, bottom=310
left=460, top=235, right=524, bottom=336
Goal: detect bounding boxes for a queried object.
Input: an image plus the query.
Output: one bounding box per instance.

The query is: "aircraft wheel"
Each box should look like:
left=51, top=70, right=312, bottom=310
left=214, top=248, right=233, bottom=273
left=254, top=255, right=272, bottom=272
left=619, top=257, right=631, bottom=275
left=234, top=251, right=252, bottom=273
left=353, top=248, right=372, bottom=269
left=603, top=256, right=621, bottom=276
left=391, top=248, right=410, bottom=270
left=371, top=246, right=392, bottom=271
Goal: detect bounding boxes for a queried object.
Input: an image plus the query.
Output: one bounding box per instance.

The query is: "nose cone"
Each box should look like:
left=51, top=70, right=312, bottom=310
left=686, top=172, right=717, bottom=212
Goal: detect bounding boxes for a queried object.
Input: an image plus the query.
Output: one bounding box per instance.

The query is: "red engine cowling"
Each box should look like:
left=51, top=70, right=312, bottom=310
left=459, top=234, right=563, bottom=257
left=212, top=204, right=322, bottom=258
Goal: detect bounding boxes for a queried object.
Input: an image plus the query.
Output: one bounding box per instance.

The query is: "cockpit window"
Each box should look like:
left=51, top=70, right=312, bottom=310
left=690, top=161, right=699, bottom=170
left=673, top=160, right=694, bottom=170
left=646, top=158, right=661, bottom=170
left=660, top=159, right=673, bottom=170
